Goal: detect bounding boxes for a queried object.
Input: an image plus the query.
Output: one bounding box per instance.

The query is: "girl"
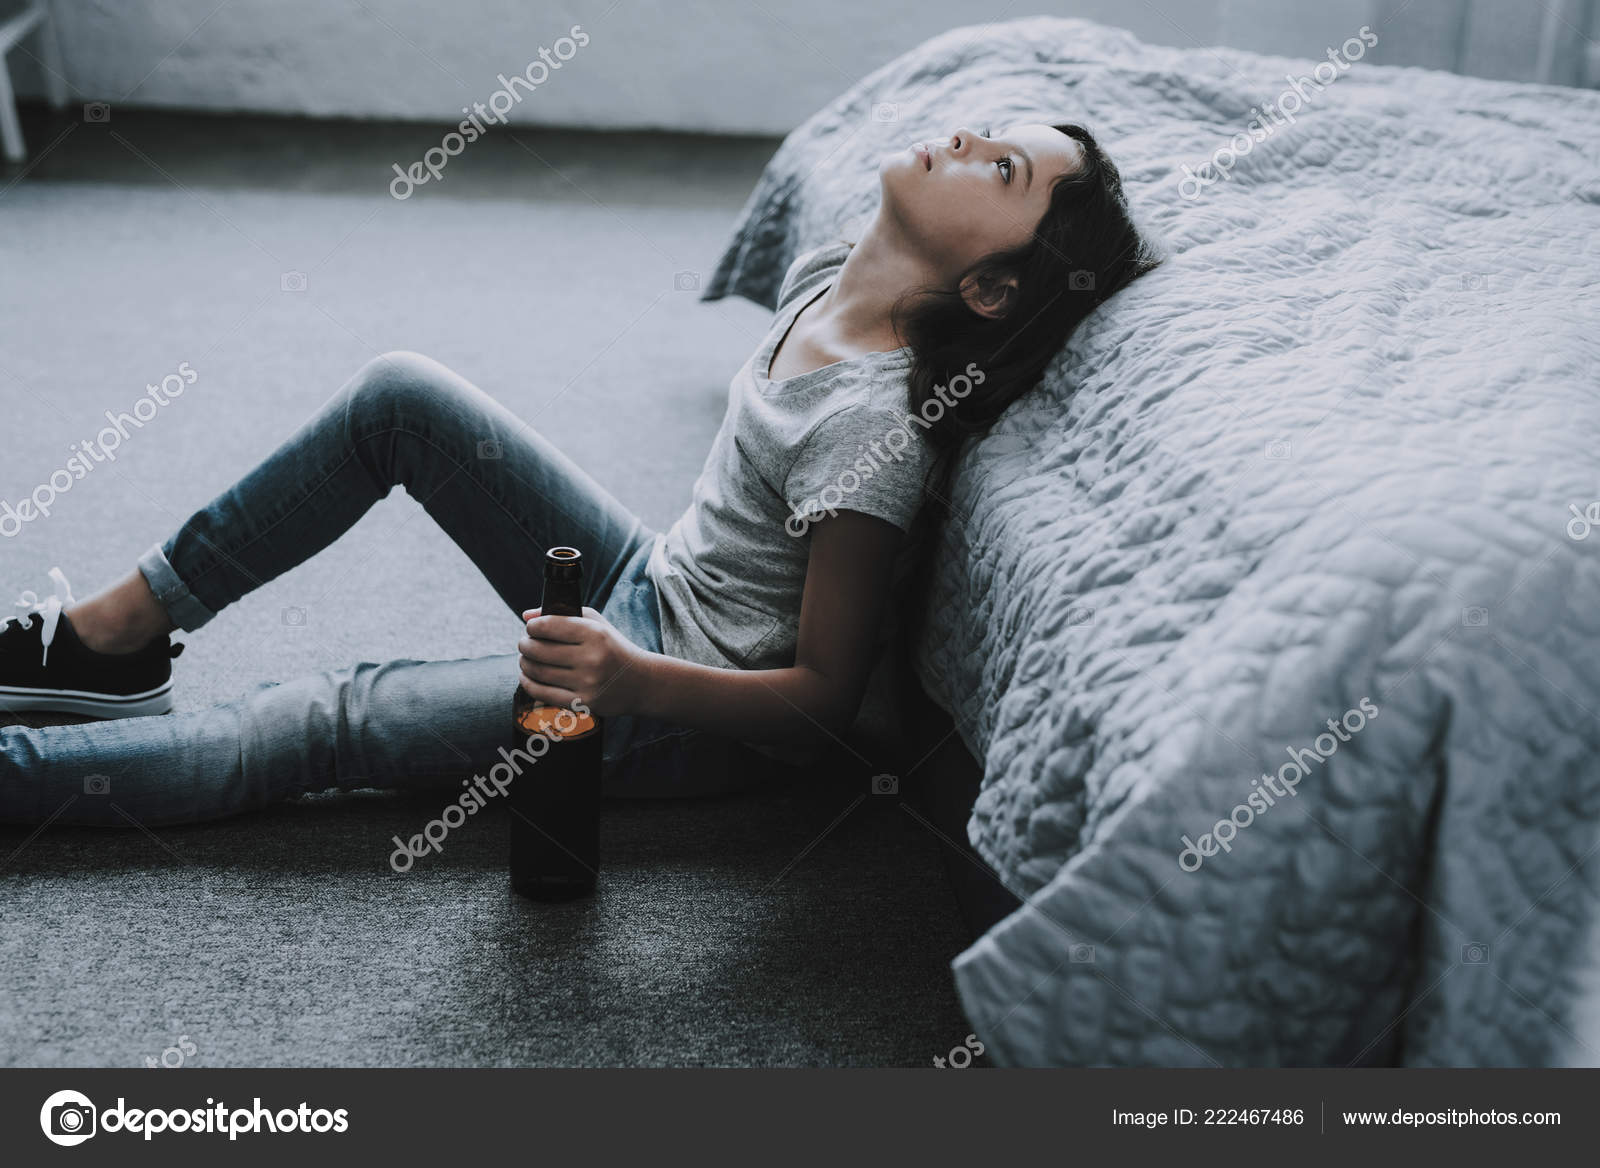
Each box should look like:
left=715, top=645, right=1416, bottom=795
left=0, top=123, right=1154, bottom=824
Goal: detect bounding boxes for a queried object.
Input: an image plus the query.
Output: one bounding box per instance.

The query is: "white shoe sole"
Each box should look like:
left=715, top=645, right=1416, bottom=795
left=0, top=681, right=173, bottom=719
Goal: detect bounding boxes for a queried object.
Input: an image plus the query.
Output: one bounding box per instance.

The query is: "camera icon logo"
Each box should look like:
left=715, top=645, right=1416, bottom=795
left=1069, top=943, right=1096, bottom=964
left=871, top=102, right=898, bottom=122
left=40, top=1090, right=97, bottom=1146
left=280, top=271, right=308, bottom=293
left=281, top=606, right=308, bottom=627
left=1459, top=274, right=1486, bottom=291
left=1461, top=606, right=1489, bottom=628
left=1461, top=942, right=1490, bottom=965
left=476, top=439, right=503, bottom=460
left=1264, top=439, right=1292, bottom=461
left=870, top=773, right=898, bottom=796
left=82, top=102, right=111, bottom=124
left=83, top=774, right=110, bottom=795
left=1068, top=269, right=1095, bottom=292
left=673, top=270, right=700, bottom=292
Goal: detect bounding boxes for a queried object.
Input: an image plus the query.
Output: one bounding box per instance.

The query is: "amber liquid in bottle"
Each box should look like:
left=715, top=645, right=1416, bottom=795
left=509, top=546, right=603, bottom=900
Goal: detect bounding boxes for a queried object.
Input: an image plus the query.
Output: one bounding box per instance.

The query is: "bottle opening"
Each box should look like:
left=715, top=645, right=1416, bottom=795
left=548, top=546, right=580, bottom=561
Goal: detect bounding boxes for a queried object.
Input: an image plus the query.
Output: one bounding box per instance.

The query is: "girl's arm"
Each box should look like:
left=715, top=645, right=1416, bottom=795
left=518, top=509, right=903, bottom=746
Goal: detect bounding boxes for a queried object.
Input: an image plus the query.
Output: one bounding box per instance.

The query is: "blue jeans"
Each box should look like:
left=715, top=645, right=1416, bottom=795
left=0, top=351, right=764, bottom=826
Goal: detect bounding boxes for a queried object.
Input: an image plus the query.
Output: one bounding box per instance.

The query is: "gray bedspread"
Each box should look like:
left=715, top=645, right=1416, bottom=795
left=701, top=16, right=1600, bottom=1065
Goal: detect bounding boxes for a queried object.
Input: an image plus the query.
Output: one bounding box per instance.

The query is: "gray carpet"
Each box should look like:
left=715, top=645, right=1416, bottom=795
left=0, top=107, right=977, bottom=1067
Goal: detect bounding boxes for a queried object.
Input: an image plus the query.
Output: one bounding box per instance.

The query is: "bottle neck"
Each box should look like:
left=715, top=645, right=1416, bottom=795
left=541, top=577, right=583, bottom=617
left=524, top=564, right=592, bottom=726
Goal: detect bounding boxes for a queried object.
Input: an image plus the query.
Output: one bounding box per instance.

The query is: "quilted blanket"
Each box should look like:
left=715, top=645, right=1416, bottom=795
left=701, top=16, right=1600, bottom=1065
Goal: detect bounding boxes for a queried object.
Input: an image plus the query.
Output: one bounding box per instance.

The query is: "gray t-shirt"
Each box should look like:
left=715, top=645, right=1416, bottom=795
left=646, top=241, right=934, bottom=677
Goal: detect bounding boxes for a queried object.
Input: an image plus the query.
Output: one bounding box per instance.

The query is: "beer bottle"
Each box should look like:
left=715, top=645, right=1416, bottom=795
left=510, top=546, right=603, bottom=900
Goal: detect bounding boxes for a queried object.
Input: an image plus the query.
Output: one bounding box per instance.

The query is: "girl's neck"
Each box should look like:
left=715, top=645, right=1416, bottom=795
left=814, top=215, right=937, bottom=349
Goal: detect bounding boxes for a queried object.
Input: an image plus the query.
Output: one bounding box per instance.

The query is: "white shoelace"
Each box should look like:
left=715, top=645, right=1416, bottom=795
left=5, top=567, right=77, bottom=668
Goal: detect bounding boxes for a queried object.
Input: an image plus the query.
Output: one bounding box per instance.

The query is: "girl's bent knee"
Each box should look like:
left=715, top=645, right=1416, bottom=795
left=344, top=350, right=468, bottom=426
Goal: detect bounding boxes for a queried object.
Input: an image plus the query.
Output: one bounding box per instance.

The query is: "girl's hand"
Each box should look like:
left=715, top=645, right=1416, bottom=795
left=518, top=606, right=651, bottom=717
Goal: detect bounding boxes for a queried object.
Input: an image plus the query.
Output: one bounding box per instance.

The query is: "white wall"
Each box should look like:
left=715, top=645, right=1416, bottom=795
left=12, top=0, right=1590, bottom=134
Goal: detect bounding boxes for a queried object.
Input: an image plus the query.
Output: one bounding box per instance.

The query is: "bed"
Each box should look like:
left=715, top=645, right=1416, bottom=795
left=700, top=16, right=1600, bottom=1065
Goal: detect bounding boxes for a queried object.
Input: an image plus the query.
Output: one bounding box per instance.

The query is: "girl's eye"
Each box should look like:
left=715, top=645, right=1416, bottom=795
left=978, top=127, right=1013, bottom=183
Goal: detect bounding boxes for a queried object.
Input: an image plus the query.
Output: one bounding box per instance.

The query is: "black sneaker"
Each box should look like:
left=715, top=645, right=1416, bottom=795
left=0, top=568, right=183, bottom=719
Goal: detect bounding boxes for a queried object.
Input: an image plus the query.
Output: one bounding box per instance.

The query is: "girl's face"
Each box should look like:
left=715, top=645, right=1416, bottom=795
left=879, top=123, right=1083, bottom=276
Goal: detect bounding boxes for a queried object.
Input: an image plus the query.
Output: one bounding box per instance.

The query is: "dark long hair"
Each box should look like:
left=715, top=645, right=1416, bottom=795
left=884, top=123, right=1160, bottom=666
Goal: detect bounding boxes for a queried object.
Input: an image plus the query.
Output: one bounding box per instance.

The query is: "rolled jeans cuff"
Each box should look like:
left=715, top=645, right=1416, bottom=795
left=137, top=542, right=217, bottom=632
